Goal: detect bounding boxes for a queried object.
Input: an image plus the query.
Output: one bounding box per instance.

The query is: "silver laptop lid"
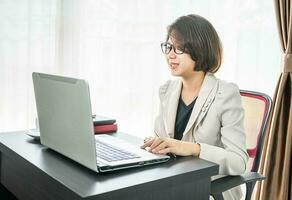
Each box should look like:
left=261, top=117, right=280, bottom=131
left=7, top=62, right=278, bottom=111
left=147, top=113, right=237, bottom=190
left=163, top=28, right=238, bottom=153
left=32, top=72, right=98, bottom=171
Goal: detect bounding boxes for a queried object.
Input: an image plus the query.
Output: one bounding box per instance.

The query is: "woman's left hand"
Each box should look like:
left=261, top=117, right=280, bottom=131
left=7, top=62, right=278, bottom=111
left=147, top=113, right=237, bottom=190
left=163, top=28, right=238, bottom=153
left=140, top=137, right=200, bottom=157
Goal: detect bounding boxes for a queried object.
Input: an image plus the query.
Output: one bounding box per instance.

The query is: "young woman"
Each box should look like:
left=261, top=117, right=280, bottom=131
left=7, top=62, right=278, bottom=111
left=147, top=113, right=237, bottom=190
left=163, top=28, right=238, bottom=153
left=141, top=14, right=248, bottom=200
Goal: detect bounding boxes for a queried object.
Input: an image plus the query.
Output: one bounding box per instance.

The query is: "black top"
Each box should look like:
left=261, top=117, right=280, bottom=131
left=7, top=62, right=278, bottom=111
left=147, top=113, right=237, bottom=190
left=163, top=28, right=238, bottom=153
left=174, top=97, right=197, bottom=140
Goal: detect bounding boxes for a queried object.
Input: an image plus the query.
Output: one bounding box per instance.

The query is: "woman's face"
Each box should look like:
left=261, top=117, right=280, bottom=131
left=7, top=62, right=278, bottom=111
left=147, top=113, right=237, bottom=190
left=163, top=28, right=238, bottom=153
left=165, top=36, right=196, bottom=78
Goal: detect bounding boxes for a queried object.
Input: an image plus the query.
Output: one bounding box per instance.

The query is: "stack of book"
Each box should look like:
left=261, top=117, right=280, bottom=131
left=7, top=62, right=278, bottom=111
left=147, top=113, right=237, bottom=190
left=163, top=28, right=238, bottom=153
left=93, top=115, right=118, bottom=134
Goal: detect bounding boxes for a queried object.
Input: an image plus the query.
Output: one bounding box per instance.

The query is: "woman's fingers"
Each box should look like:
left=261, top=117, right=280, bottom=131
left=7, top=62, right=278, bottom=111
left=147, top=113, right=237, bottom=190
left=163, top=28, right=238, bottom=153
left=140, top=138, right=155, bottom=149
left=142, top=137, right=195, bottom=156
left=140, top=137, right=173, bottom=155
left=158, top=147, right=172, bottom=154
left=151, top=141, right=167, bottom=153
left=149, top=138, right=164, bottom=150
left=143, top=137, right=154, bottom=143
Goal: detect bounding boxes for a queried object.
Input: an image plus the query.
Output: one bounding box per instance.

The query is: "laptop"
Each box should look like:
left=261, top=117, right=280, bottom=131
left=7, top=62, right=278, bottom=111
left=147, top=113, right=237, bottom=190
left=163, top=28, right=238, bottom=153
left=32, top=72, right=170, bottom=173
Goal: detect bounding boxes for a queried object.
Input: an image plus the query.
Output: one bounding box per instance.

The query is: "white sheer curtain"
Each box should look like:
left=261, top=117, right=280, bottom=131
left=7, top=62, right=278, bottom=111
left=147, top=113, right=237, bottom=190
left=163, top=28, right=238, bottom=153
left=0, top=0, right=280, bottom=138
left=0, top=0, right=61, bottom=131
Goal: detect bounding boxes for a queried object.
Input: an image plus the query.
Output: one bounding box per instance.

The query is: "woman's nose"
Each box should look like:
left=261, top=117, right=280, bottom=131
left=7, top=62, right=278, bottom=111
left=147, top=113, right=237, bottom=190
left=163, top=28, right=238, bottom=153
left=167, top=48, right=176, bottom=59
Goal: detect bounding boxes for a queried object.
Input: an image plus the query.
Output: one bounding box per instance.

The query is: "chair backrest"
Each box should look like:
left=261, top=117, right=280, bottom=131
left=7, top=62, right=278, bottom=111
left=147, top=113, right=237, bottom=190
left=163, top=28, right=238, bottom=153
left=240, top=90, right=272, bottom=172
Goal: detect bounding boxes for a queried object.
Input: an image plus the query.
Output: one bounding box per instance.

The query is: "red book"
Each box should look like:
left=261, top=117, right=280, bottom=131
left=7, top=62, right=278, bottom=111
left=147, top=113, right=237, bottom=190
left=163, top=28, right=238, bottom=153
left=94, top=124, right=118, bottom=134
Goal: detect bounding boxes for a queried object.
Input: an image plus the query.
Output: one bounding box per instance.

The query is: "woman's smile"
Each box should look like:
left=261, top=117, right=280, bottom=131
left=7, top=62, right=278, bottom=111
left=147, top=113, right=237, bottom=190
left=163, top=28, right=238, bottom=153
left=169, top=62, right=179, bottom=69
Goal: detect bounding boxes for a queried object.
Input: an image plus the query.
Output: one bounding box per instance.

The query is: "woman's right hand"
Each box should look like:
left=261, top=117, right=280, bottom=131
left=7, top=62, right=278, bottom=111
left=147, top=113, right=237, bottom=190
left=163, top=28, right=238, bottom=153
left=140, top=136, right=200, bottom=157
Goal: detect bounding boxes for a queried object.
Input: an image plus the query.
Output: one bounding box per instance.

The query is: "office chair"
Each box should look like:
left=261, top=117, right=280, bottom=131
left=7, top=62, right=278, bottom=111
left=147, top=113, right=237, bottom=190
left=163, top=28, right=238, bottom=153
left=210, top=90, right=272, bottom=200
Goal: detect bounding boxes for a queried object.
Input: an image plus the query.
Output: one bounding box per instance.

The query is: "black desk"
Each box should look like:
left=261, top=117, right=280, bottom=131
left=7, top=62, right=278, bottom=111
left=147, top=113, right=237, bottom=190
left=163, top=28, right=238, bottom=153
left=0, top=131, right=218, bottom=200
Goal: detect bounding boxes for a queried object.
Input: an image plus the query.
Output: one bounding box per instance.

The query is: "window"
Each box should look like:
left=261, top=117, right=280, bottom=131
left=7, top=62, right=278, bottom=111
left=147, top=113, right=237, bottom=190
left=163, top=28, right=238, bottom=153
left=0, top=0, right=280, bottom=138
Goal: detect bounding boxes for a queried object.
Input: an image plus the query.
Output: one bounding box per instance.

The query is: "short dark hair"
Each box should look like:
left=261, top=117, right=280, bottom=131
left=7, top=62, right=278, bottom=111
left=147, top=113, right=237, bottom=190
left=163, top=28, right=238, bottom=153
left=166, top=14, right=222, bottom=73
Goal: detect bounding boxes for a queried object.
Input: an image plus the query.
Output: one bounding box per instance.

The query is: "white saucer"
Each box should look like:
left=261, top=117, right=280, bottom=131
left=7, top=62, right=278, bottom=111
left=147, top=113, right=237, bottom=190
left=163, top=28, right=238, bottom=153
left=26, top=129, right=40, bottom=140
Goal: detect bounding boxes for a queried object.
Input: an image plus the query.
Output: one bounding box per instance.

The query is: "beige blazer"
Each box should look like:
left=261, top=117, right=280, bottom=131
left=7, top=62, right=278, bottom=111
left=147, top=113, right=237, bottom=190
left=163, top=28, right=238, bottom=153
left=154, top=73, right=249, bottom=199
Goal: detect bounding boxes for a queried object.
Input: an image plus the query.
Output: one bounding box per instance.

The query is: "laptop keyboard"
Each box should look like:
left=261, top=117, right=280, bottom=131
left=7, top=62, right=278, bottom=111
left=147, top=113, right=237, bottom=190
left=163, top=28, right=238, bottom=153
left=95, top=139, right=140, bottom=162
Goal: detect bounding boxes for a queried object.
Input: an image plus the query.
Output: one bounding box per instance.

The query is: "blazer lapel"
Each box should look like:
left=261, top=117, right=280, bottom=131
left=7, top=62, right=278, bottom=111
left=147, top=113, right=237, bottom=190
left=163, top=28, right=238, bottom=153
left=163, top=80, right=182, bottom=138
left=182, top=73, right=218, bottom=136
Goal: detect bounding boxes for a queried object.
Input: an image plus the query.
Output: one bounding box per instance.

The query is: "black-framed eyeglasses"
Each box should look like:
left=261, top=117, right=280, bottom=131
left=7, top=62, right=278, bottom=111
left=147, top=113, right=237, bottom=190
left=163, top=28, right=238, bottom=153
left=160, top=42, right=184, bottom=55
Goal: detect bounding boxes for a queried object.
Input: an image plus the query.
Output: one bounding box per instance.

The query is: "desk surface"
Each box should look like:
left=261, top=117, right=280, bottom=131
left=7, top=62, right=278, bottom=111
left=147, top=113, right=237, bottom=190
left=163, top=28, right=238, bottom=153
left=0, top=131, right=219, bottom=200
